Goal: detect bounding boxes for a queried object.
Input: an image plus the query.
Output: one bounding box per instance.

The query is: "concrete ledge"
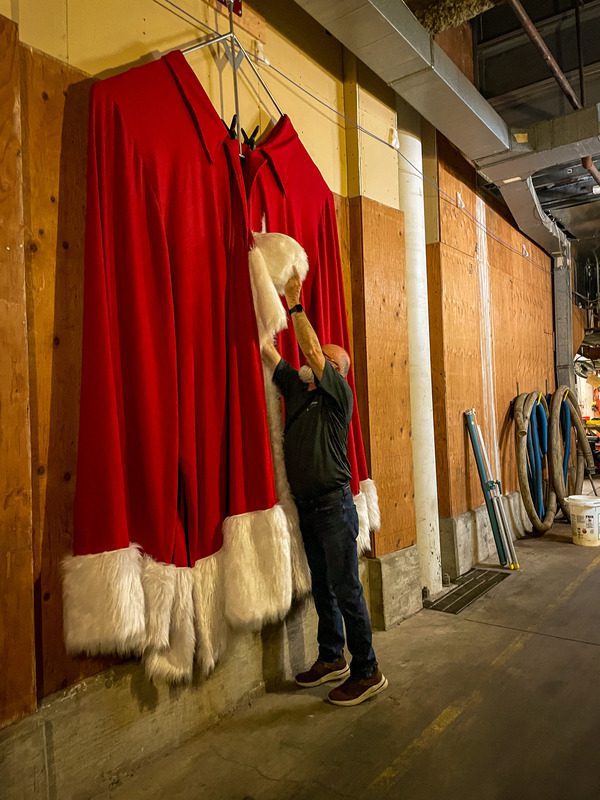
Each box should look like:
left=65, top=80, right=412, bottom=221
left=367, top=545, right=422, bottom=630
left=0, top=555, right=405, bottom=798
left=440, top=491, right=531, bottom=579
left=0, top=630, right=266, bottom=800
left=261, top=599, right=318, bottom=689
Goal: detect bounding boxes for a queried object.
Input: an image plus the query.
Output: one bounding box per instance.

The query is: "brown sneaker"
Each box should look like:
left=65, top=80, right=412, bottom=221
left=295, top=658, right=350, bottom=688
left=327, top=669, right=388, bottom=706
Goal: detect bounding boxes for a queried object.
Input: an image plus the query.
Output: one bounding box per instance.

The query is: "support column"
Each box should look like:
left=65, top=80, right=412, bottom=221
left=553, top=250, right=576, bottom=390
left=341, top=53, right=423, bottom=626
left=396, top=97, right=443, bottom=598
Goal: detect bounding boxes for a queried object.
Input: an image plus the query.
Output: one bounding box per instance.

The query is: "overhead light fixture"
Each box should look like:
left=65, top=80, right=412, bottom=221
left=502, top=176, right=522, bottom=184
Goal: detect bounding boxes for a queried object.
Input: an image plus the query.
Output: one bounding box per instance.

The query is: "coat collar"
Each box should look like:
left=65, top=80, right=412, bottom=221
left=163, top=50, right=298, bottom=194
left=163, top=50, right=228, bottom=164
left=256, top=115, right=298, bottom=195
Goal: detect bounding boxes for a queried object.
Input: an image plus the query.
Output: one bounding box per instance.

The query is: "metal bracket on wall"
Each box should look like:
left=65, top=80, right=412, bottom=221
left=217, top=0, right=242, bottom=16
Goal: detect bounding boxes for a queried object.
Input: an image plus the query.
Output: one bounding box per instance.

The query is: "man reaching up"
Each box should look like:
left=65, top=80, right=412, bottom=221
left=261, top=273, right=387, bottom=707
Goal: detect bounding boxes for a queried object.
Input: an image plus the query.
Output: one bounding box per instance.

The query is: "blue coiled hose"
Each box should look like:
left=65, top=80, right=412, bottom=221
left=560, top=399, right=571, bottom=484
left=527, top=396, right=548, bottom=519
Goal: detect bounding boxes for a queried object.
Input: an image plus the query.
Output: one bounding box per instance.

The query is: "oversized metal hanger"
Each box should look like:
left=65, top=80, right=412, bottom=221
left=180, top=0, right=283, bottom=157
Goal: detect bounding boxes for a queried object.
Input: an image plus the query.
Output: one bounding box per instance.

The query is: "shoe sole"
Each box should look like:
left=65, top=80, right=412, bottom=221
left=328, top=675, right=388, bottom=706
left=295, top=665, right=351, bottom=688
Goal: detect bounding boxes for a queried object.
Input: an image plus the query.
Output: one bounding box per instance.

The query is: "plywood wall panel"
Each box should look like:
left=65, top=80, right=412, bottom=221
left=348, top=196, right=371, bottom=468
left=333, top=193, right=353, bottom=358
left=573, top=304, right=586, bottom=355
left=488, top=212, right=555, bottom=494
left=19, top=46, right=112, bottom=698
left=438, top=242, right=485, bottom=515
left=434, top=136, right=554, bottom=518
left=0, top=17, right=36, bottom=728
left=360, top=198, right=415, bottom=556
left=426, top=242, right=451, bottom=519
left=434, top=23, right=475, bottom=84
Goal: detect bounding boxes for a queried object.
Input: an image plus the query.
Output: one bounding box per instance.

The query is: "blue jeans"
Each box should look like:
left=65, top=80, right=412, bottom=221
left=296, top=485, right=377, bottom=679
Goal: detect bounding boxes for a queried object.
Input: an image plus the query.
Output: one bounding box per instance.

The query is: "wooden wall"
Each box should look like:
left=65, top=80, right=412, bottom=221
left=573, top=305, right=586, bottom=355
left=350, top=197, right=416, bottom=557
left=21, top=44, right=114, bottom=700
left=434, top=23, right=475, bottom=84
left=0, top=17, right=37, bottom=728
left=0, top=22, right=116, bottom=728
left=428, top=137, right=555, bottom=519
left=1, top=23, right=406, bottom=727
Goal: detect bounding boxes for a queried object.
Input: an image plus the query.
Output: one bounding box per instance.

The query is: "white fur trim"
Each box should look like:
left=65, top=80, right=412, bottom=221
left=144, top=568, right=196, bottom=684
left=223, top=504, right=292, bottom=630
left=62, top=545, right=146, bottom=656
left=281, top=496, right=312, bottom=599
left=248, top=243, right=288, bottom=347
left=360, top=478, right=381, bottom=532
left=354, top=492, right=372, bottom=555
left=262, top=366, right=311, bottom=598
left=192, top=552, right=228, bottom=676
left=298, top=365, right=314, bottom=384
left=142, top=557, right=176, bottom=650
left=252, top=232, right=309, bottom=294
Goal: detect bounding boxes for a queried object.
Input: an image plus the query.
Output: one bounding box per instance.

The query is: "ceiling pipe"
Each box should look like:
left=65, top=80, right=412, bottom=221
left=505, top=0, right=582, bottom=111
left=582, top=155, right=600, bottom=187
left=574, top=0, right=586, bottom=107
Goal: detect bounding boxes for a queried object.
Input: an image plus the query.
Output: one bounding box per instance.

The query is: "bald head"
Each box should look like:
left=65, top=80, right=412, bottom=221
left=322, top=344, right=351, bottom=378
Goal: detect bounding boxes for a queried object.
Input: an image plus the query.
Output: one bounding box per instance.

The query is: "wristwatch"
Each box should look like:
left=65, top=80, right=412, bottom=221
left=288, top=303, right=303, bottom=316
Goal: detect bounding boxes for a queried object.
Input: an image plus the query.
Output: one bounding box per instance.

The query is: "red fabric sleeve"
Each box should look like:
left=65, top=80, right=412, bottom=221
left=74, top=83, right=179, bottom=562
left=225, top=244, right=278, bottom=518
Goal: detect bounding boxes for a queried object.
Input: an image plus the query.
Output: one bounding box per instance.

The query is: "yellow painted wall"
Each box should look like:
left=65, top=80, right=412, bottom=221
left=4, top=0, right=402, bottom=203
left=357, top=65, right=400, bottom=210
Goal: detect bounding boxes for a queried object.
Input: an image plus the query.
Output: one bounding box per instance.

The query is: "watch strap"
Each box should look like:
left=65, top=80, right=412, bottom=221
left=288, top=303, right=303, bottom=316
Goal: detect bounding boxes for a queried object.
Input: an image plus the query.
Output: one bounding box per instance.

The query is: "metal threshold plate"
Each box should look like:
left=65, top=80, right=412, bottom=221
left=426, top=568, right=510, bottom=614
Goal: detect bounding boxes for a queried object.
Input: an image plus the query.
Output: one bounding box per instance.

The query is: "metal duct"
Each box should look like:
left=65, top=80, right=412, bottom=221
left=294, top=0, right=599, bottom=254
left=480, top=105, right=600, bottom=252
left=478, top=106, right=600, bottom=182
left=294, top=0, right=511, bottom=160
left=499, top=178, right=568, bottom=254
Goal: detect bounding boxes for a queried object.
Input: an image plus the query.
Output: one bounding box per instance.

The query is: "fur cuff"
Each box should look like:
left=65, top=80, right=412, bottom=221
left=252, top=232, right=309, bottom=294
left=261, top=370, right=311, bottom=597
left=360, top=478, right=381, bottom=532
left=192, top=552, right=228, bottom=676
left=249, top=243, right=288, bottom=347
left=142, top=557, right=176, bottom=650
left=144, top=567, right=196, bottom=684
left=280, top=496, right=312, bottom=599
left=354, top=492, right=372, bottom=555
left=62, top=545, right=146, bottom=656
left=223, top=504, right=292, bottom=630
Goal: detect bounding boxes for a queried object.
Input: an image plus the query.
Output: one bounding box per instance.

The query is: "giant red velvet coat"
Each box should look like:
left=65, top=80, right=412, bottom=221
left=74, top=51, right=278, bottom=566
left=65, top=51, right=376, bottom=684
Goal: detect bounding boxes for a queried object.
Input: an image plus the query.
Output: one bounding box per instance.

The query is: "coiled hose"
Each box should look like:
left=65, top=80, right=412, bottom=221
left=548, top=385, right=595, bottom=521
left=514, top=392, right=557, bottom=534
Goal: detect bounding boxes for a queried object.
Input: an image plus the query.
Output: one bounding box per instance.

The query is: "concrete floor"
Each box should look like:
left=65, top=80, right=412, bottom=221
left=99, top=533, right=600, bottom=800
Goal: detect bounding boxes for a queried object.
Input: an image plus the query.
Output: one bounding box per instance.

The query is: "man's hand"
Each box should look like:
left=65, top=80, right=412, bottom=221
left=284, top=273, right=302, bottom=309
left=284, top=276, right=326, bottom=380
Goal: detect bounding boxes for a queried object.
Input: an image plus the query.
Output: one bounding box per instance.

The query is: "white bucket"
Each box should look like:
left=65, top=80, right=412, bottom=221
left=567, top=495, right=600, bottom=547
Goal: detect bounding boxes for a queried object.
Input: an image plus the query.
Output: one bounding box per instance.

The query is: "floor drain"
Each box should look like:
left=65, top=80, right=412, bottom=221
left=424, top=568, right=510, bottom=614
